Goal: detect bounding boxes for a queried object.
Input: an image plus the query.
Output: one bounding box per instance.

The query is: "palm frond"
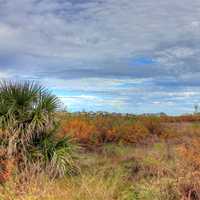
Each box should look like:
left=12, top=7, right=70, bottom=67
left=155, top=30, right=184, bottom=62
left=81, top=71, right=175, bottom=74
left=0, top=81, right=78, bottom=179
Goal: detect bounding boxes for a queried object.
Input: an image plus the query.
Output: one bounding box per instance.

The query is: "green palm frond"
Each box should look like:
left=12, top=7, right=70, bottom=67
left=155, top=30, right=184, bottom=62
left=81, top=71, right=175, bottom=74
left=0, top=81, right=78, bottom=178
left=50, top=137, right=79, bottom=177
left=0, top=81, right=59, bottom=153
left=28, top=133, right=79, bottom=177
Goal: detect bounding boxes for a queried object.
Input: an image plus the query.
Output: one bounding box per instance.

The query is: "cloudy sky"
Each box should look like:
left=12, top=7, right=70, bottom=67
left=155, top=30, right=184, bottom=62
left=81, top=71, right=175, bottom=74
left=0, top=0, right=200, bottom=114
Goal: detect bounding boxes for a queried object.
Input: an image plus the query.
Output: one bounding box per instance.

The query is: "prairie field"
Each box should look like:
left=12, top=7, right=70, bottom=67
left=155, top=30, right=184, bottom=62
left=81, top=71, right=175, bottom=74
left=2, top=110, right=200, bottom=200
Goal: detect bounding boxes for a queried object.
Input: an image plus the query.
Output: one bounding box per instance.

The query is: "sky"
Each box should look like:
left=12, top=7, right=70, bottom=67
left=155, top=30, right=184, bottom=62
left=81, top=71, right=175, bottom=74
left=0, top=0, right=200, bottom=115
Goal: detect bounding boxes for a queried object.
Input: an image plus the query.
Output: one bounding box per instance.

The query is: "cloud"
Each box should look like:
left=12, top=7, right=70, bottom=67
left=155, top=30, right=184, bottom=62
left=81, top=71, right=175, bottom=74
left=0, top=0, right=200, bottom=114
left=0, top=0, right=199, bottom=60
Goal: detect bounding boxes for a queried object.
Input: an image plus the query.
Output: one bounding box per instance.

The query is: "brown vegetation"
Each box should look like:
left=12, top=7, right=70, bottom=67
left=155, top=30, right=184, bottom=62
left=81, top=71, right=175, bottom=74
left=1, top=103, right=200, bottom=199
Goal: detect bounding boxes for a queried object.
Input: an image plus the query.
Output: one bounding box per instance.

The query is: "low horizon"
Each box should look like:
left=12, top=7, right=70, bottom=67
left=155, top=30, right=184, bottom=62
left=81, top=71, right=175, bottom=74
left=62, top=108, right=196, bottom=116
left=0, top=0, right=200, bottom=115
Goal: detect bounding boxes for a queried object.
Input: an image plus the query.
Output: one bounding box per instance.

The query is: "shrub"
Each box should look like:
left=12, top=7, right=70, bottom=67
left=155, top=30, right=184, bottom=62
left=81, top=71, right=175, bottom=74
left=139, top=116, right=163, bottom=136
left=120, top=122, right=150, bottom=144
left=27, top=133, right=79, bottom=178
left=59, top=115, right=151, bottom=145
left=0, top=81, right=78, bottom=180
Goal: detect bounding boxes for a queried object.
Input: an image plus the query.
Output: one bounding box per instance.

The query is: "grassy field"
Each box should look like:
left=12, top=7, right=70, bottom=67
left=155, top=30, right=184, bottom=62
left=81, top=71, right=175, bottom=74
left=2, top=119, right=200, bottom=200
left=0, top=142, right=178, bottom=200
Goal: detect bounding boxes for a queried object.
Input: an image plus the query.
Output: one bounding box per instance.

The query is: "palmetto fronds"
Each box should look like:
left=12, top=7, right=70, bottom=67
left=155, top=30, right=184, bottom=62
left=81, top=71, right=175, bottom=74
left=28, top=133, right=79, bottom=177
left=0, top=81, right=78, bottom=179
left=0, top=81, right=59, bottom=148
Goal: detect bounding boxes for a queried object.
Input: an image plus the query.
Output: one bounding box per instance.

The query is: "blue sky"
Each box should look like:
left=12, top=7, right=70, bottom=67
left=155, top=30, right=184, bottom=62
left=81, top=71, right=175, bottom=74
left=0, top=0, right=200, bottom=115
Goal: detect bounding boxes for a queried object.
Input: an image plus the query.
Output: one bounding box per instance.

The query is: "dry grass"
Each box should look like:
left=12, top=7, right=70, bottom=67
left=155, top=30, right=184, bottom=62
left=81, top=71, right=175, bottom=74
left=0, top=141, right=177, bottom=200
left=2, top=115, right=200, bottom=199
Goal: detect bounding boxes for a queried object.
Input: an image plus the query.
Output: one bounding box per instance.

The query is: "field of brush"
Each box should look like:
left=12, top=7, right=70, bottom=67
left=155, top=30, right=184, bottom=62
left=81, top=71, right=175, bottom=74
left=2, top=113, right=200, bottom=200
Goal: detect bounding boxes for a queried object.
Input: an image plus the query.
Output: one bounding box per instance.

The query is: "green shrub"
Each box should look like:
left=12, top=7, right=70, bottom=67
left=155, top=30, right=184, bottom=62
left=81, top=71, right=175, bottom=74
left=0, top=81, right=78, bottom=179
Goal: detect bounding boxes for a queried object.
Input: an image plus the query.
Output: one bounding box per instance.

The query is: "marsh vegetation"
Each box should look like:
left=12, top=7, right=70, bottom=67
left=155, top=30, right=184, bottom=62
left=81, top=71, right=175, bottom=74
left=0, top=82, right=200, bottom=200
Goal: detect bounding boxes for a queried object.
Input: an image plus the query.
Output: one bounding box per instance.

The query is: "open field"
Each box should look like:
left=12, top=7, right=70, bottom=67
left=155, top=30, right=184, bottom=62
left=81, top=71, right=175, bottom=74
left=1, top=0, right=199, bottom=199
left=1, top=112, right=200, bottom=200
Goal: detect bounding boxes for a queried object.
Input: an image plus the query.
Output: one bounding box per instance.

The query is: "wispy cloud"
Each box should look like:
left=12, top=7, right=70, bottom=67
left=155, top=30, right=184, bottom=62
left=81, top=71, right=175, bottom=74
left=0, top=0, right=200, bottom=114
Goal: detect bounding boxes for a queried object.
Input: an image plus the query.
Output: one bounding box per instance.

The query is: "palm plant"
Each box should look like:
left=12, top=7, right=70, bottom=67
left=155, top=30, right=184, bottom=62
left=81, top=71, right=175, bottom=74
left=0, top=81, right=58, bottom=152
left=28, top=132, right=79, bottom=177
left=0, top=81, right=78, bottom=178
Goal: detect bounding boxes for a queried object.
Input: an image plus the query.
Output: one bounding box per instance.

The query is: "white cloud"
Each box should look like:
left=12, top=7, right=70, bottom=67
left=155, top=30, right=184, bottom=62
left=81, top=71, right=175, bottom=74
left=0, top=0, right=200, bottom=114
left=41, top=77, right=149, bottom=93
left=0, top=0, right=200, bottom=61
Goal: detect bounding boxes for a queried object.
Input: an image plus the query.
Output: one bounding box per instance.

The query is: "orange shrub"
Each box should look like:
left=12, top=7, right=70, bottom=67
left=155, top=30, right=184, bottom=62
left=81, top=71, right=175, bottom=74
left=138, top=116, right=163, bottom=136
left=60, top=117, right=96, bottom=143
left=58, top=113, right=200, bottom=146
left=120, top=122, right=150, bottom=143
left=59, top=115, right=151, bottom=145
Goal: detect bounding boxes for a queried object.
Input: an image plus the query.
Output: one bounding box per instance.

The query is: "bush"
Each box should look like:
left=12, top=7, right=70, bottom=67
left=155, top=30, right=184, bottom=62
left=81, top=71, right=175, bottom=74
left=120, top=122, right=150, bottom=144
left=139, top=116, right=163, bottom=136
left=59, top=115, right=151, bottom=145
left=0, top=81, right=78, bottom=180
left=60, top=117, right=96, bottom=144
